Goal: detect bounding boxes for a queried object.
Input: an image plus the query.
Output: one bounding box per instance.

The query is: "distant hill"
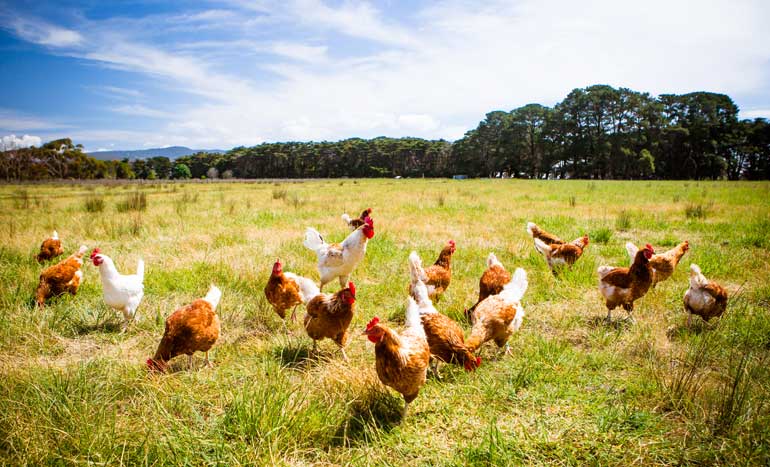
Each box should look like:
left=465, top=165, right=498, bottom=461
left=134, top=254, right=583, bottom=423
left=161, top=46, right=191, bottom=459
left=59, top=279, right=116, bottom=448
left=88, top=146, right=227, bottom=161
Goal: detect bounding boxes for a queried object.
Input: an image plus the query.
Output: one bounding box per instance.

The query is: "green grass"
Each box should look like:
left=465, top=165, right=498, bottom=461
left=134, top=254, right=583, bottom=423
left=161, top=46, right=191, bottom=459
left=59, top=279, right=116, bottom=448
left=1, top=179, right=769, bottom=466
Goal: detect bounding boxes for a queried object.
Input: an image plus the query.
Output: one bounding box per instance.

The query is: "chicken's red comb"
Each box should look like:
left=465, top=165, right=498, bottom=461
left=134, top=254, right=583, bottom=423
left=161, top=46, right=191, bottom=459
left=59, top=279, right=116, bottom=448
left=448, top=239, right=456, bottom=247
left=364, top=216, right=373, bottom=226
left=366, top=316, right=379, bottom=331
left=645, top=243, right=653, bottom=250
left=476, top=356, right=482, bottom=367
left=348, top=282, right=356, bottom=297
left=90, top=248, right=101, bottom=259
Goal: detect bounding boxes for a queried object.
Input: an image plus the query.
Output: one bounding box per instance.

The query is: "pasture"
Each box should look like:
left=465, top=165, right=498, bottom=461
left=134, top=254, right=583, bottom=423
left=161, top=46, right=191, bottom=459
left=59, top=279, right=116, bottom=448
left=1, top=179, right=769, bottom=466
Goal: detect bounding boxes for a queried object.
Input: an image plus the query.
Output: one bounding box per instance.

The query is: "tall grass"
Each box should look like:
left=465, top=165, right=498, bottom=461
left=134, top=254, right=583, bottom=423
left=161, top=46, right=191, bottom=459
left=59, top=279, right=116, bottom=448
left=116, top=192, right=147, bottom=212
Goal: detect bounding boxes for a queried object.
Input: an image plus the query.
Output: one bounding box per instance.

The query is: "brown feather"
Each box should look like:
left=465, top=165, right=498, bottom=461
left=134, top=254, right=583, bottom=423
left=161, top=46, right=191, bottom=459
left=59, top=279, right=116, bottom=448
left=152, top=299, right=220, bottom=364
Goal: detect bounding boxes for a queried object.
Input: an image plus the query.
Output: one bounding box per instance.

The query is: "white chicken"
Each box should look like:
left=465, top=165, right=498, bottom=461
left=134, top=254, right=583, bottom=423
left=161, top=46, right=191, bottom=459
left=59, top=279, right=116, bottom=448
left=303, top=216, right=374, bottom=291
left=91, top=248, right=145, bottom=325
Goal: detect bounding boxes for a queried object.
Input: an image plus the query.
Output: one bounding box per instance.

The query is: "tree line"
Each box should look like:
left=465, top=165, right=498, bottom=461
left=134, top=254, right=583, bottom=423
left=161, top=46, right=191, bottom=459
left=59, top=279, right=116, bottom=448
left=2, top=85, right=769, bottom=181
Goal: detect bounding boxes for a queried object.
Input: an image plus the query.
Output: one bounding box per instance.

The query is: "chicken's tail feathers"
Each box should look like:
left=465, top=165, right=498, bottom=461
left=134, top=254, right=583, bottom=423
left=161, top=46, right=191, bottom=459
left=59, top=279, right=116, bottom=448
left=487, top=252, right=503, bottom=269
left=413, top=280, right=436, bottom=313
left=204, top=284, right=223, bottom=310
left=533, top=238, right=550, bottom=257
left=405, top=297, right=427, bottom=337
left=52, top=230, right=59, bottom=240
left=689, top=263, right=710, bottom=288
left=512, top=305, right=525, bottom=332
left=408, top=251, right=427, bottom=283
left=303, top=227, right=325, bottom=252
left=625, top=242, right=639, bottom=261
left=136, top=258, right=145, bottom=281
left=296, top=275, right=321, bottom=304
left=526, top=222, right=537, bottom=238
left=500, top=268, right=528, bottom=303
left=341, top=213, right=352, bottom=226
left=76, top=245, right=88, bottom=258
left=597, top=265, right=615, bottom=278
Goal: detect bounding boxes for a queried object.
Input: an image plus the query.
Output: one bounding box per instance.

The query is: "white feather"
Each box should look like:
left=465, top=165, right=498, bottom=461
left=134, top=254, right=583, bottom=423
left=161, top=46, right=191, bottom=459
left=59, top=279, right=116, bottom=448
left=284, top=272, right=320, bottom=304
left=52, top=230, right=59, bottom=240
left=486, top=252, right=503, bottom=269
left=204, top=284, right=222, bottom=310
left=533, top=237, right=551, bottom=257
left=498, top=268, right=528, bottom=303
left=625, top=242, right=639, bottom=263
left=526, top=222, right=537, bottom=238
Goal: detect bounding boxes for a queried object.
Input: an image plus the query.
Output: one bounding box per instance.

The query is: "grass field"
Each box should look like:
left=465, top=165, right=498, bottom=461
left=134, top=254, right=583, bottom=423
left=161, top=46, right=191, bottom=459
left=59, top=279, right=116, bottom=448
left=1, top=179, right=769, bottom=466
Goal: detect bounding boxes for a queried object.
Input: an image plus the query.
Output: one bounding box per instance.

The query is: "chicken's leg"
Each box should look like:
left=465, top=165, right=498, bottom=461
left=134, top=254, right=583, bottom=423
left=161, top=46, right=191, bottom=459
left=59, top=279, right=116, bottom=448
left=290, top=305, right=298, bottom=322
left=686, top=313, right=693, bottom=328
left=401, top=401, right=410, bottom=419
left=340, top=346, right=349, bottom=362
left=188, top=354, right=194, bottom=370
left=204, top=351, right=213, bottom=368
left=338, top=275, right=350, bottom=289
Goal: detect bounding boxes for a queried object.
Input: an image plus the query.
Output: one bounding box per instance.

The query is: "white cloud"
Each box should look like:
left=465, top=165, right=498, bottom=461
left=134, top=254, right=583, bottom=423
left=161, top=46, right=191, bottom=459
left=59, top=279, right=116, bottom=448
left=9, top=16, right=83, bottom=47
left=4, top=0, right=770, bottom=150
left=1, top=134, right=42, bottom=149
left=0, top=109, right=71, bottom=132
left=111, top=104, right=173, bottom=119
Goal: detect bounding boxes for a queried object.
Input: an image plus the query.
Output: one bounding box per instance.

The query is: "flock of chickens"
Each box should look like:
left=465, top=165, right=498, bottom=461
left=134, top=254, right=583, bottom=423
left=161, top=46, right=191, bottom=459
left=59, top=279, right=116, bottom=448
left=32, top=210, right=729, bottom=418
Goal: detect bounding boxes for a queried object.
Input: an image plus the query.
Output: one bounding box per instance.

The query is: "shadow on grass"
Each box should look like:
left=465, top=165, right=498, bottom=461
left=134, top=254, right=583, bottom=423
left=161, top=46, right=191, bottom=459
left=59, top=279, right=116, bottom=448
left=586, top=315, right=634, bottom=331
left=665, top=319, right=713, bottom=341
left=332, top=388, right=403, bottom=446
left=271, top=342, right=325, bottom=370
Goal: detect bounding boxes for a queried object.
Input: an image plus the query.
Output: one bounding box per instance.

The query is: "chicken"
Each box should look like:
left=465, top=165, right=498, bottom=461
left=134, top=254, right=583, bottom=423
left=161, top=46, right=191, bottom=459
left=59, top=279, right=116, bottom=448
left=342, top=207, right=373, bottom=231
left=414, top=280, right=480, bottom=373
left=533, top=235, right=590, bottom=274
left=36, top=230, right=64, bottom=263
left=264, top=259, right=319, bottom=324
left=146, top=284, right=222, bottom=372
left=598, top=243, right=654, bottom=321
left=407, top=240, right=455, bottom=302
left=303, top=282, right=356, bottom=360
left=626, top=240, right=689, bottom=287
left=362, top=296, right=431, bottom=418
left=304, top=216, right=374, bottom=291
left=91, top=248, right=145, bottom=325
left=35, top=245, right=88, bottom=307
left=526, top=222, right=564, bottom=246
left=465, top=253, right=511, bottom=323
left=684, top=264, right=728, bottom=326
left=466, top=268, right=528, bottom=355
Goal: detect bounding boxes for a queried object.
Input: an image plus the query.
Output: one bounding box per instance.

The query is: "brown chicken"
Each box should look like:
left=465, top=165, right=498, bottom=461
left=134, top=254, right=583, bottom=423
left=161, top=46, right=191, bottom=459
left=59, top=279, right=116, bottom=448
left=466, top=268, right=528, bottom=355
left=407, top=240, right=455, bottom=302
left=626, top=240, right=689, bottom=287
left=363, top=297, right=431, bottom=418
left=598, top=244, right=654, bottom=321
left=342, top=207, right=373, bottom=231
left=533, top=235, right=589, bottom=274
left=684, top=264, right=728, bottom=326
left=526, top=222, right=564, bottom=246
left=36, top=230, right=64, bottom=263
left=465, top=252, right=511, bottom=322
left=303, top=282, right=356, bottom=360
left=421, top=313, right=481, bottom=373
left=147, top=285, right=222, bottom=372
left=409, top=279, right=480, bottom=373
left=35, top=245, right=88, bottom=307
left=264, top=260, right=319, bottom=323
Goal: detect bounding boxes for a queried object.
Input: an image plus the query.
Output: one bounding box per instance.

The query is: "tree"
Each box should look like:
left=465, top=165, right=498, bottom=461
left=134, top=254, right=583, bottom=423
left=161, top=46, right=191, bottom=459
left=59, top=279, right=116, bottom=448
left=173, top=163, right=191, bottom=179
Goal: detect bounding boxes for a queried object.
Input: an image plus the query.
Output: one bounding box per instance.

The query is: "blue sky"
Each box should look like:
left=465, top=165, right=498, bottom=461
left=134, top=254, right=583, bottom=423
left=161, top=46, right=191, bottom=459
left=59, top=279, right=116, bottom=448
left=1, top=0, right=770, bottom=152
